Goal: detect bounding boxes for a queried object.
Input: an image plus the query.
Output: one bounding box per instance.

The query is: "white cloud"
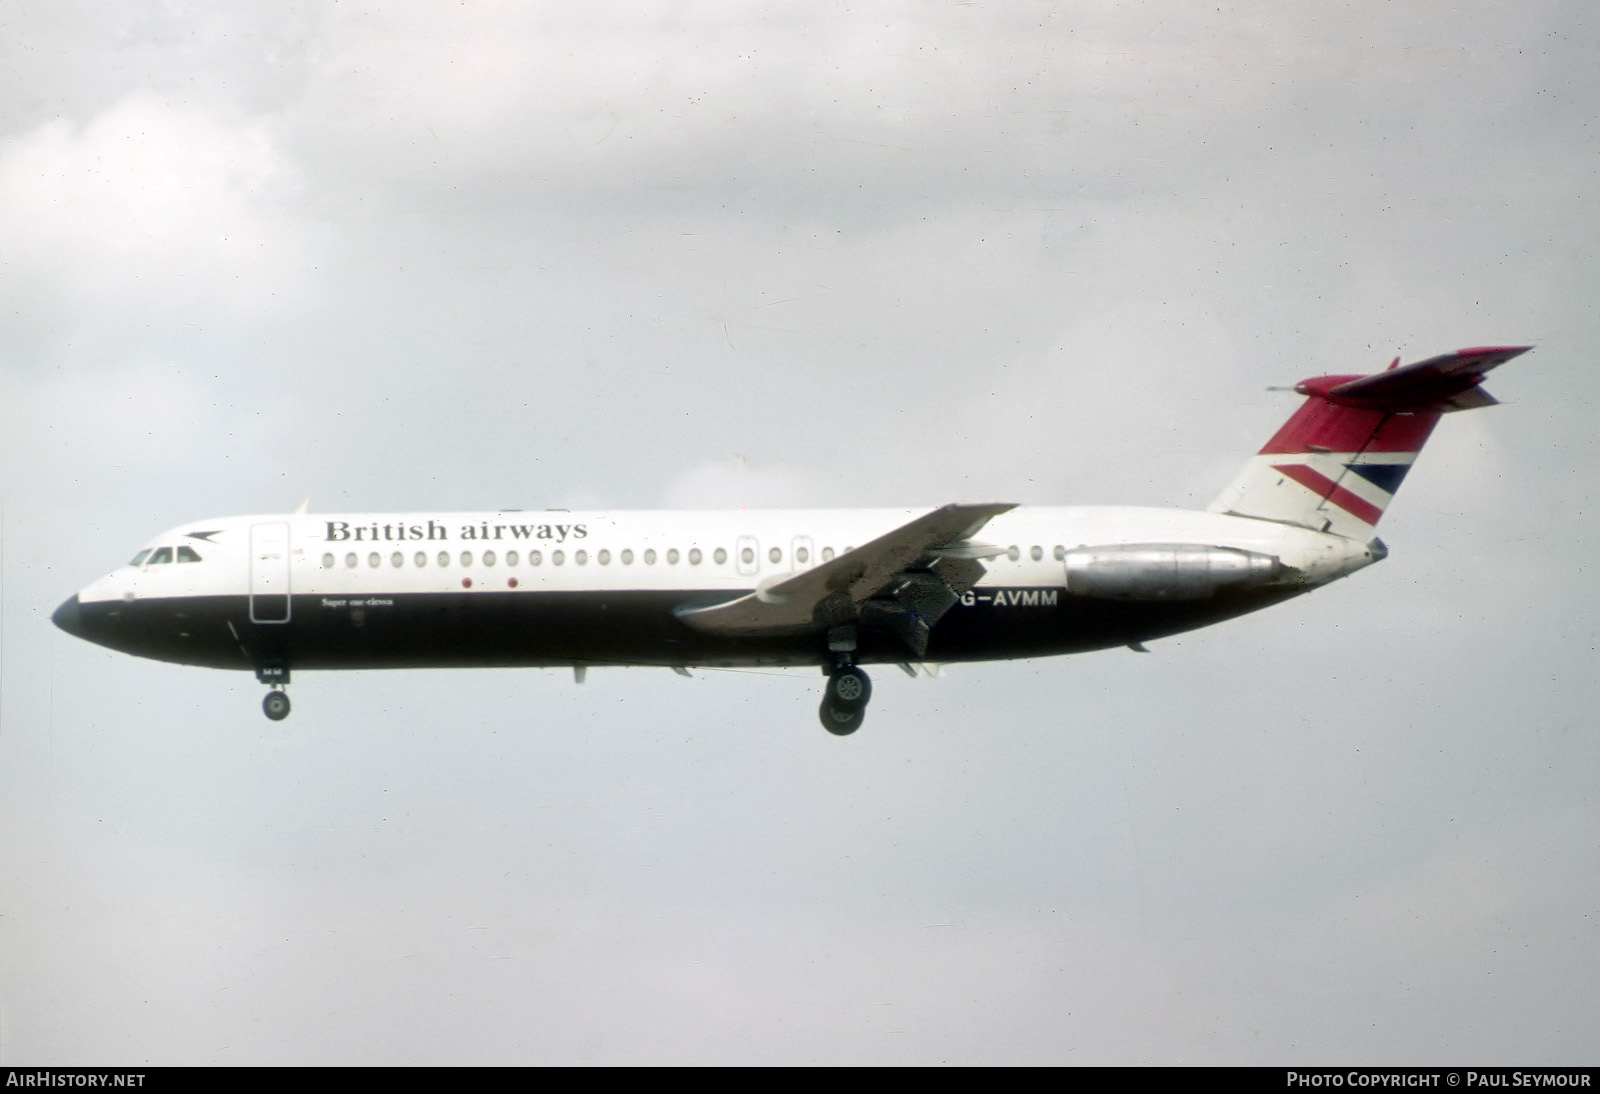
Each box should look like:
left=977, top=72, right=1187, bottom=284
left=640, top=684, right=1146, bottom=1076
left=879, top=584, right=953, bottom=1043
left=0, top=94, right=308, bottom=320
left=659, top=456, right=828, bottom=509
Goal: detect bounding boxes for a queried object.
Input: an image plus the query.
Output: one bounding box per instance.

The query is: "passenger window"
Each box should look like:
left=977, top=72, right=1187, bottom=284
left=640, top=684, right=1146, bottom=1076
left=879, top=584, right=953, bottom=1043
left=741, top=547, right=755, bottom=565
left=713, top=547, right=726, bottom=565
left=796, top=546, right=809, bottom=564
left=346, top=553, right=358, bottom=569
left=368, top=552, right=381, bottom=568
left=506, top=550, right=519, bottom=566
left=621, top=549, right=634, bottom=565
left=483, top=551, right=496, bottom=567
left=598, top=549, right=612, bottom=565
left=644, top=549, right=657, bottom=565
left=1030, top=546, right=1043, bottom=562
left=769, top=547, right=781, bottom=564
left=460, top=551, right=473, bottom=567
left=1007, top=546, right=1020, bottom=561
left=553, top=550, right=565, bottom=565
left=689, top=548, right=702, bottom=565
left=148, top=547, right=173, bottom=565
left=177, top=546, right=202, bottom=563
left=391, top=552, right=404, bottom=567
left=322, top=553, right=335, bottom=569
left=822, top=547, right=835, bottom=561
left=575, top=550, right=587, bottom=565
left=1053, top=545, right=1065, bottom=561
left=415, top=552, right=428, bottom=568
left=667, top=549, right=680, bottom=564
left=530, top=550, right=542, bottom=566
left=437, top=551, right=450, bottom=568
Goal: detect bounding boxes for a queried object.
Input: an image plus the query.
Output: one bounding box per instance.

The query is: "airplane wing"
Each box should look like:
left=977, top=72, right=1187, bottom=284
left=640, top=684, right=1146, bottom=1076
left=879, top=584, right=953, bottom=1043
left=674, top=502, right=1015, bottom=638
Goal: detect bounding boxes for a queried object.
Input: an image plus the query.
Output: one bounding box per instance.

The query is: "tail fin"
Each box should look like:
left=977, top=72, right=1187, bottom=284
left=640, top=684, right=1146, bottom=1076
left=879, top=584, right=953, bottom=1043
left=1208, top=346, right=1530, bottom=539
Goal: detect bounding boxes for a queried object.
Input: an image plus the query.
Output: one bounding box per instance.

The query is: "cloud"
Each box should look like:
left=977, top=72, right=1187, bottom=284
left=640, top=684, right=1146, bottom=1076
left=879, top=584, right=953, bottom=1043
left=287, top=2, right=1302, bottom=212
left=0, top=94, right=309, bottom=327
left=659, top=456, right=828, bottom=509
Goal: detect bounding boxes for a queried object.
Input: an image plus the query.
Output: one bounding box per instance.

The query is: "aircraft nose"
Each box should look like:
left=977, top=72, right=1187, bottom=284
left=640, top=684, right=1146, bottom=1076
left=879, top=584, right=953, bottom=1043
left=52, top=594, right=84, bottom=637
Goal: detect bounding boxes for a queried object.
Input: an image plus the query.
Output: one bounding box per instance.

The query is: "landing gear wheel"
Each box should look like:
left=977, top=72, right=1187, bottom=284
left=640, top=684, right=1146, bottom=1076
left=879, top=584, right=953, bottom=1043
left=826, top=666, right=872, bottom=710
left=263, top=690, right=291, bottom=721
left=819, top=665, right=871, bottom=734
left=820, top=699, right=864, bottom=736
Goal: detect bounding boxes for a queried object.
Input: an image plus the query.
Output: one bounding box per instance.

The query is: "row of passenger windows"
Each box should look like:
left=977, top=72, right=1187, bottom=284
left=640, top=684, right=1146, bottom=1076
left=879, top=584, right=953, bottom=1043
left=320, top=546, right=837, bottom=570
left=130, top=546, right=203, bottom=566
left=320, top=544, right=1069, bottom=570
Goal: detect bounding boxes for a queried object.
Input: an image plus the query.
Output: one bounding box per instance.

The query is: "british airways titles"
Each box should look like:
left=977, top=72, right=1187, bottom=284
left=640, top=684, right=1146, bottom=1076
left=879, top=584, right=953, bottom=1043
left=324, top=520, right=589, bottom=544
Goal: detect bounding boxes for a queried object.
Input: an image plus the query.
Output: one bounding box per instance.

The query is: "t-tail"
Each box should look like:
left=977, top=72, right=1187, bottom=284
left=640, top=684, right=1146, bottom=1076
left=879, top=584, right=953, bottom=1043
left=1208, top=346, right=1531, bottom=539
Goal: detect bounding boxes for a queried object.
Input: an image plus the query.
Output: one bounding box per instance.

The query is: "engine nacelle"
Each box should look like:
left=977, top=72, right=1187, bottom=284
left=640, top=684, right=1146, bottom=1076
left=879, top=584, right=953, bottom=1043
left=1063, top=544, right=1286, bottom=601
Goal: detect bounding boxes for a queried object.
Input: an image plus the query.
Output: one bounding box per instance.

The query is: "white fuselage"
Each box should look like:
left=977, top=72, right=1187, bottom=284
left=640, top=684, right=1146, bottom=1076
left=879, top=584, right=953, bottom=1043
left=50, top=341, right=1519, bottom=730
left=52, top=503, right=1384, bottom=730
left=75, top=505, right=1376, bottom=610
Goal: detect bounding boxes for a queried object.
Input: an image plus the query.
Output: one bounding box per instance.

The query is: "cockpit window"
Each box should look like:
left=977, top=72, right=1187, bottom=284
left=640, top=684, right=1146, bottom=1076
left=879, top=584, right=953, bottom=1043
left=176, top=545, right=203, bottom=563
left=129, top=549, right=153, bottom=567
left=147, top=547, right=174, bottom=565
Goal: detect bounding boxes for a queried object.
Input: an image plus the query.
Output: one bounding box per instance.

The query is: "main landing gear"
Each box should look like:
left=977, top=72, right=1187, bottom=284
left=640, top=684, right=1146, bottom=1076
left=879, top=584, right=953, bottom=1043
left=820, top=664, right=872, bottom=735
left=818, top=624, right=872, bottom=735
left=257, top=663, right=291, bottom=721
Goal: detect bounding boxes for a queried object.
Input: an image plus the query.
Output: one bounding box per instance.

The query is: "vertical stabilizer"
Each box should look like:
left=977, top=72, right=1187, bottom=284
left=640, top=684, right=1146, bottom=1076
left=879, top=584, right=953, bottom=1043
left=1208, top=346, right=1529, bottom=539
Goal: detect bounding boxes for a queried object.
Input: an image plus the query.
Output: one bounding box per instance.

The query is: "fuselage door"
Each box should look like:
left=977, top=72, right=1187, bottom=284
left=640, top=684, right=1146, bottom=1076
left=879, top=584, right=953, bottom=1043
left=249, top=522, right=292, bottom=624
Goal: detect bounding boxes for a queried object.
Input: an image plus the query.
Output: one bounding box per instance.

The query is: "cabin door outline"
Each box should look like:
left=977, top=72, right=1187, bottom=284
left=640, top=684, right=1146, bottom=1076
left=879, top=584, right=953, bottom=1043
left=249, top=522, right=292, bottom=624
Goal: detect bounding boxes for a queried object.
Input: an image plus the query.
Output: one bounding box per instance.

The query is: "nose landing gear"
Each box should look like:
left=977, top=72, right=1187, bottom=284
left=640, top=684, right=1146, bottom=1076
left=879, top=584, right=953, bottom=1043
left=262, top=688, right=291, bottom=721
left=256, top=663, right=291, bottom=721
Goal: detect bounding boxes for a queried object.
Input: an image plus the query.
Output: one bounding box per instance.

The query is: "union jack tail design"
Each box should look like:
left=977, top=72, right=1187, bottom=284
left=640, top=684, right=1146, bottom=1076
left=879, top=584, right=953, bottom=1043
left=1208, top=346, right=1530, bottom=540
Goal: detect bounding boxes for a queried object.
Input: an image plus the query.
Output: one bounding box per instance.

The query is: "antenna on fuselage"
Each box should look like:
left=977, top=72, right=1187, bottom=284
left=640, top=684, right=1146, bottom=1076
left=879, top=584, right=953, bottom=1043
left=293, top=498, right=310, bottom=516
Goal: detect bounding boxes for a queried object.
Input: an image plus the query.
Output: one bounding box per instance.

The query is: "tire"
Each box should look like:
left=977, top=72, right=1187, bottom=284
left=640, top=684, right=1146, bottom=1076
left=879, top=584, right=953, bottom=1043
left=819, top=699, right=863, bottom=736
left=827, top=667, right=872, bottom=710
left=263, top=691, right=291, bottom=721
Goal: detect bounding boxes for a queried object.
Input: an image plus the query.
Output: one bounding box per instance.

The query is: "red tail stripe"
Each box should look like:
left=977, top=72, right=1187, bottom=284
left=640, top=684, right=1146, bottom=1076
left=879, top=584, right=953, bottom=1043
left=1259, top=399, right=1441, bottom=455
left=1271, top=464, right=1386, bottom=526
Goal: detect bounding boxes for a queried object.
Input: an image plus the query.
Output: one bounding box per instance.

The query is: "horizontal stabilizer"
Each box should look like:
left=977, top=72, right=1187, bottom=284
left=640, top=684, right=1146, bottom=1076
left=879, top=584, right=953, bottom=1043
left=1209, top=344, right=1530, bottom=538
left=1297, top=346, right=1530, bottom=413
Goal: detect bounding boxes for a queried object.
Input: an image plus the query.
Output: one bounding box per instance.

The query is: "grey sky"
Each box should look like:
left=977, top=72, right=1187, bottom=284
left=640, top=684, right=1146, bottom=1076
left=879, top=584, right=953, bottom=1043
left=3, top=0, right=1597, bottom=1065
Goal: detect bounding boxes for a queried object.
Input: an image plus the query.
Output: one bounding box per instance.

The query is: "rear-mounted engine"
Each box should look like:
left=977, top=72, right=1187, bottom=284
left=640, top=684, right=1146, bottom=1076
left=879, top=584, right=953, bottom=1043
left=1063, top=544, right=1288, bottom=601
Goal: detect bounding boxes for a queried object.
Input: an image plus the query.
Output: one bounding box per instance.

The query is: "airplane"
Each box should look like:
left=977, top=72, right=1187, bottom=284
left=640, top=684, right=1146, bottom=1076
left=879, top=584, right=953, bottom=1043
left=51, top=346, right=1528, bottom=734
